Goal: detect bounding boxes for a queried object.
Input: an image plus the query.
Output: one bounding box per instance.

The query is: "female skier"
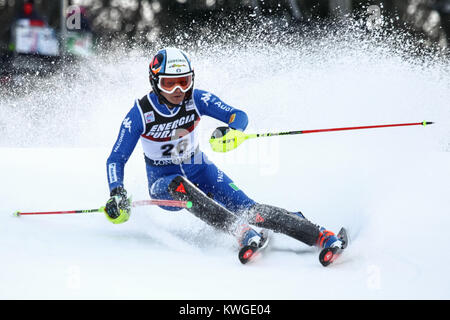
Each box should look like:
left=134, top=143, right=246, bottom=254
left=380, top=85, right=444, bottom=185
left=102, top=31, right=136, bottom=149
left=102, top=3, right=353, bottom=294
left=104, top=48, right=345, bottom=265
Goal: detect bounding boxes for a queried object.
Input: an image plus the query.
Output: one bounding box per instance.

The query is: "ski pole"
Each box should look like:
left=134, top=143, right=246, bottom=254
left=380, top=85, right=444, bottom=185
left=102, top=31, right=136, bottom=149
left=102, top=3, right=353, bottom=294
left=13, top=199, right=193, bottom=217
left=209, top=121, right=434, bottom=152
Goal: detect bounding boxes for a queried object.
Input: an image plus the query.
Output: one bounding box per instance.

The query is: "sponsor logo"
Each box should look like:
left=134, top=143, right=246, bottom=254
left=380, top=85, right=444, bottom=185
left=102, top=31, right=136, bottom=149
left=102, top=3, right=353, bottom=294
left=113, top=128, right=126, bottom=152
left=217, top=169, right=224, bottom=182
left=144, top=111, right=155, bottom=123
left=151, top=159, right=174, bottom=166
left=214, top=101, right=232, bottom=112
left=122, top=117, right=132, bottom=133
left=201, top=92, right=212, bottom=106
left=150, top=53, right=164, bottom=74
left=167, top=59, right=186, bottom=64
left=108, top=163, right=118, bottom=184
left=229, top=182, right=240, bottom=191
left=255, top=213, right=265, bottom=223
left=185, top=101, right=195, bottom=111
left=145, top=114, right=196, bottom=139
left=176, top=183, right=186, bottom=194
left=228, top=113, right=236, bottom=124
left=169, top=64, right=187, bottom=68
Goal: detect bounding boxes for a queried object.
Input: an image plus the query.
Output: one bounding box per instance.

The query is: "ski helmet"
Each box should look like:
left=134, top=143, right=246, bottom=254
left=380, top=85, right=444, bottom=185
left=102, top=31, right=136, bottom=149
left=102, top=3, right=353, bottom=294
left=149, top=48, right=195, bottom=107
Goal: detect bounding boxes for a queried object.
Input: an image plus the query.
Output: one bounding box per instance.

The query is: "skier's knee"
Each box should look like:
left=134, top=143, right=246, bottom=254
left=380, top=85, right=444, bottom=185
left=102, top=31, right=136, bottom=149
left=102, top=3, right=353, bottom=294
left=149, top=175, right=183, bottom=211
left=167, top=175, right=191, bottom=200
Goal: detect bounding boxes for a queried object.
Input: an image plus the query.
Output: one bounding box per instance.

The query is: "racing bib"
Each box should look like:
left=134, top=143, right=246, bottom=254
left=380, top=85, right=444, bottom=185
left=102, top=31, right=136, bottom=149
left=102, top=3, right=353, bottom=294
left=137, top=94, right=201, bottom=162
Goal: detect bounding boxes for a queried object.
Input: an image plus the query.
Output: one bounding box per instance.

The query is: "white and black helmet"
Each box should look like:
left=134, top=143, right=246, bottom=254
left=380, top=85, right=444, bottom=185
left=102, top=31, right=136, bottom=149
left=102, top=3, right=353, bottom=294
left=149, top=47, right=195, bottom=107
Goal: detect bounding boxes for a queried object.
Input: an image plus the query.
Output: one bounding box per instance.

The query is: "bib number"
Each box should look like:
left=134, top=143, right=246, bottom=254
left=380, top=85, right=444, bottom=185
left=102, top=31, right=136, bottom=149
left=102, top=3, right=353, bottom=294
left=161, top=144, right=174, bottom=156
left=161, top=139, right=190, bottom=158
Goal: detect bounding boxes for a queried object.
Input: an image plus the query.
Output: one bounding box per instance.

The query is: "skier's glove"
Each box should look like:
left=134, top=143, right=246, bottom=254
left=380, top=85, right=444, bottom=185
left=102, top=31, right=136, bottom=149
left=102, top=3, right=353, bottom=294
left=104, top=186, right=131, bottom=224
left=211, top=126, right=231, bottom=138
left=210, top=126, right=247, bottom=153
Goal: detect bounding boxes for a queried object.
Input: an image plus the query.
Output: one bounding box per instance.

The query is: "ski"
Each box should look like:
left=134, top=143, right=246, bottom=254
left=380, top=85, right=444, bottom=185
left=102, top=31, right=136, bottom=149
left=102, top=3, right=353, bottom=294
left=319, top=227, right=348, bottom=267
left=238, top=229, right=271, bottom=264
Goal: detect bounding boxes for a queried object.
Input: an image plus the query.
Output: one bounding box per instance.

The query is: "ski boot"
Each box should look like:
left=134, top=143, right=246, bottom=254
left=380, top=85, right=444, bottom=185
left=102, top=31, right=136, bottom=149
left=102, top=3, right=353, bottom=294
left=237, top=225, right=270, bottom=264
left=238, top=225, right=263, bottom=248
left=317, top=227, right=344, bottom=249
left=317, top=227, right=348, bottom=266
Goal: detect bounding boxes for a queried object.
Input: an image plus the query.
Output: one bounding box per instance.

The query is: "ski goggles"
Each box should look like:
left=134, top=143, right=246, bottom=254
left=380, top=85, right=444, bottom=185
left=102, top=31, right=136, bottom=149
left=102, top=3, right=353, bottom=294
left=157, top=74, right=193, bottom=94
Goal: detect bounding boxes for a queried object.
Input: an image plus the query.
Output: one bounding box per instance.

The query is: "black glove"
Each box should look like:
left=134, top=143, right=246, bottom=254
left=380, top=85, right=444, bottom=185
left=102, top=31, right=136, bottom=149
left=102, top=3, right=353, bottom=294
left=210, top=126, right=231, bottom=140
left=104, top=186, right=131, bottom=224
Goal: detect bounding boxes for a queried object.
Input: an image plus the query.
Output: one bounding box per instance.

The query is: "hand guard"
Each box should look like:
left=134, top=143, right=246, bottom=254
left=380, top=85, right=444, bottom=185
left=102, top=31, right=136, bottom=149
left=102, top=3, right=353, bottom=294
left=104, top=186, right=131, bottom=224
left=209, top=126, right=248, bottom=153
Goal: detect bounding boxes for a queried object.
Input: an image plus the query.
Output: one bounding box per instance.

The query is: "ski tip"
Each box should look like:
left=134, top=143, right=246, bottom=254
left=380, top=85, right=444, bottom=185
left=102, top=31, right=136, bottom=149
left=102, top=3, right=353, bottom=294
left=12, top=211, right=21, bottom=217
left=423, top=121, right=434, bottom=126
left=337, top=227, right=349, bottom=249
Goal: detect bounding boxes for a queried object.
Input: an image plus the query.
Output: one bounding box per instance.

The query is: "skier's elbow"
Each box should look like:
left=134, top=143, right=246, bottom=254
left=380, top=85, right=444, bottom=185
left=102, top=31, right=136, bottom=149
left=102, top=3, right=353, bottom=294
left=228, top=109, right=248, bottom=131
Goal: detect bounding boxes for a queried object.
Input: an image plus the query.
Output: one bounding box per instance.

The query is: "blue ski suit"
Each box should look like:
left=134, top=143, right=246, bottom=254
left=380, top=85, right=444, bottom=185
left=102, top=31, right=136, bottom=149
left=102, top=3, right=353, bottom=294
left=107, top=89, right=256, bottom=213
left=106, top=89, right=323, bottom=247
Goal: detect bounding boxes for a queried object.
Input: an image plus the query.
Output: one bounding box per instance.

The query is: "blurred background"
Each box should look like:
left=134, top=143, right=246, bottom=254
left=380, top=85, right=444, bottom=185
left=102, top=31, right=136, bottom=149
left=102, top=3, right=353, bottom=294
left=0, top=0, right=448, bottom=148
left=1, top=1, right=449, bottom=46
left=0, top=1, right=449, bottom=77
left=0, top=3, right=449, bottom=300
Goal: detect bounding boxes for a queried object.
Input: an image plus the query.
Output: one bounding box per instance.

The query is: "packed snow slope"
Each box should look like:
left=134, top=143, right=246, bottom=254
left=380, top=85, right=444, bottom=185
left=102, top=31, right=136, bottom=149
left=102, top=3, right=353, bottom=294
left=1, top=19, right=449, bottom=299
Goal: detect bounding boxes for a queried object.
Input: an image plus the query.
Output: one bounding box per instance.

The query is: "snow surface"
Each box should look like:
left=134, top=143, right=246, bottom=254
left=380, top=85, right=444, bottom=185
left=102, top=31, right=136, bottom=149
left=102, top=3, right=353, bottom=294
left=1, top=21, right=449, bottom=299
